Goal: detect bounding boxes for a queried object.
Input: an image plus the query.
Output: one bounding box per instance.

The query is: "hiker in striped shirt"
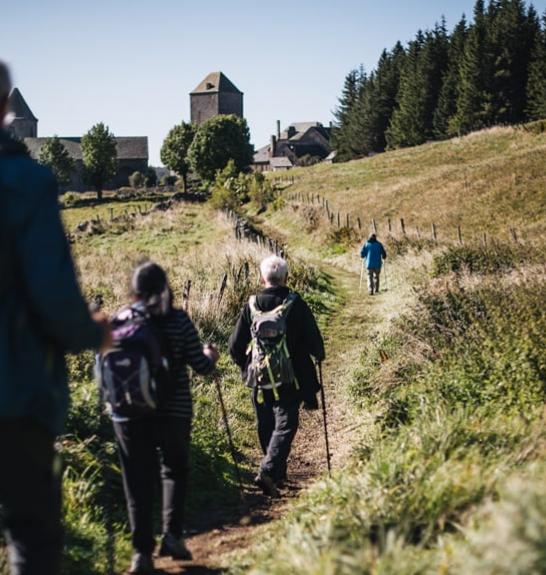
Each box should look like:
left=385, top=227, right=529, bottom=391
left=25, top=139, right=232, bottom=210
left=112, top=262, right=219, bottom=574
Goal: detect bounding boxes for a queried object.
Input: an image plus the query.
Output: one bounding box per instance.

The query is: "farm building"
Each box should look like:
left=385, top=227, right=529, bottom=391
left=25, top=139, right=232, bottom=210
left=7, top=88, right=148, bottom=191
left=252, top=121, right=332, bottom=172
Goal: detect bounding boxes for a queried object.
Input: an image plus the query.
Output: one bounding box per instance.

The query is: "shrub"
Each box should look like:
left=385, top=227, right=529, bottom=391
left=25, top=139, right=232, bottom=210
left=431, top=242, right=532, bottom=277
left=160, top=174, right=176, bottom=186
left=60, top=191, right=80, bottom=208
left=128, top=171, right=144, bottom=189
left=249, top=173, right=278, bottom=210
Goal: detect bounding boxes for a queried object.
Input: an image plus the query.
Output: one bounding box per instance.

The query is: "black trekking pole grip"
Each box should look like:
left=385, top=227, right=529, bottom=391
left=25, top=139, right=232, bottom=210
left=213, top=375, right=246, bottom=502
left=318, top=361, right=332, bottom=477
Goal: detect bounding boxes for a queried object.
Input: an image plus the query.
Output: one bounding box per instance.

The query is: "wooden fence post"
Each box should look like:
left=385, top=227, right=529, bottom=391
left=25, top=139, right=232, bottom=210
left=357, top=217, right=362, bottom=230
left=346, top=213, right=350, bottom=228
left=372, top=219, right=377, bottom=234
left=387, top=218, right=392, bottom=233
left=457, top=226, right=463, bottom=245
left=400, top=218, right=406, bottom=235
left=337, top=212, right=340, bottom=228
left=510, top=227, right=518, bottom=242
left=431, top=223, right=437, bottom=242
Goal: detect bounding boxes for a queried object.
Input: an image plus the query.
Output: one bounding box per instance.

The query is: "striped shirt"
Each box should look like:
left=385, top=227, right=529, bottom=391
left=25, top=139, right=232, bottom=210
left=155, top=308, right=214, bottom=419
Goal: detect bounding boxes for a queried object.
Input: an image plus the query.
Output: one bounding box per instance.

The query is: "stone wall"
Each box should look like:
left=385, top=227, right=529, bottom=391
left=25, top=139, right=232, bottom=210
left=9, top=118, right=37, bottom=140
left=190, top=93, right=219, bottom=125
left=218, top=92, right=243, bottom=118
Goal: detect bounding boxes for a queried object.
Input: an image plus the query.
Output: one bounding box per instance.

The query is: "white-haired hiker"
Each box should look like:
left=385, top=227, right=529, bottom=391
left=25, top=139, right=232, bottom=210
left=228, top=255, right=325, bottom=496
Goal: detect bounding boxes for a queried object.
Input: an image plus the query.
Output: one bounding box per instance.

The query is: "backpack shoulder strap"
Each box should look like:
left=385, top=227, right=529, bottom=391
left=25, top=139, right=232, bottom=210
left=280, top=292, right=298, bottom=316
left=249, top=295, right=259, bottom=318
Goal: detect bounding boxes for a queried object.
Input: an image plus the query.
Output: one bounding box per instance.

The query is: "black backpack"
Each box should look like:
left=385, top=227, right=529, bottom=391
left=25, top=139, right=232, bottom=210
left=96, top=305, right=170, bottom=418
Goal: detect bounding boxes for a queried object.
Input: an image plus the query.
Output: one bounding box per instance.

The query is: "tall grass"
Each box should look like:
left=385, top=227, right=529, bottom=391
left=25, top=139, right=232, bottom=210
left=42, top=202, right=330, bottom=574
left=234, top=245, right=546, bottom=574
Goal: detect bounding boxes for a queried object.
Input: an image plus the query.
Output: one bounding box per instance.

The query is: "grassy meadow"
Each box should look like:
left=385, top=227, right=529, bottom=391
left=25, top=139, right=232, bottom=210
left=276, top=123, right=546, bottom=242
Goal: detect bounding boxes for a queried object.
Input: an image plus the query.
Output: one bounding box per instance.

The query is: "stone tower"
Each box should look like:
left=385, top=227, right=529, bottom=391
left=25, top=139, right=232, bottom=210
left=190, top=72, right=243, bottom=125
left=8, top=88, right=38, bottom=139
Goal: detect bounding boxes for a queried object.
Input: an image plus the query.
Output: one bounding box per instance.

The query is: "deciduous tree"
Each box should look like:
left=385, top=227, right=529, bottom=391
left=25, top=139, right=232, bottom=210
left=160, top=122, right=196, bottom=192
left=188, top=115, right=254, bottom=182
left=38, top=135, right=74, bottom=186
left=81, top=123, right=117, bottom=200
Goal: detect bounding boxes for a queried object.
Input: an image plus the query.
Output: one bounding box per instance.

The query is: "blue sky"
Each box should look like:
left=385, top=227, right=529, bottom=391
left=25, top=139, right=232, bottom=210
left=3, top=0, right=545, bottom=165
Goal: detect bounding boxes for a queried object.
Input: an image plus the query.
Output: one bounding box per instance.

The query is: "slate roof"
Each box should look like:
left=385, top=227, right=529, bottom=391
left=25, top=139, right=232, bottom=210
left=253, top=144, right=271, bottom=163
left=278, top=122, right=331, bottom=142
left=191, top=72, right=242, bottom=94
left=24, top=136, right=148, bottom=161
left=8, top=88, right=37, bottom=121
left=270, top=156, right=293, bottom=168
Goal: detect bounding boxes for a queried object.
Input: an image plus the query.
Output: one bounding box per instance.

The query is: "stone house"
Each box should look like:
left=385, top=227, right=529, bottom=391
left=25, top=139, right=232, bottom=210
left=190, top=72, right=243, bottom=125
left=252, top=121, right=331, bottom=172
left=24, top=137, right=148, bottom=191
left=7, top=88, right=148, bottom=191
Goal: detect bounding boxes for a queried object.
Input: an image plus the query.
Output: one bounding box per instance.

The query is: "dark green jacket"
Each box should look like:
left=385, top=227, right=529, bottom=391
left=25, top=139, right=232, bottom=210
left=0, top=129, right=103, bottom=435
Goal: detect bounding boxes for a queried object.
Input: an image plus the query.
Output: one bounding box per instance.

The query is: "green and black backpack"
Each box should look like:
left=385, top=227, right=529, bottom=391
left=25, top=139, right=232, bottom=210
left=246, top=293, right=299, bottom=402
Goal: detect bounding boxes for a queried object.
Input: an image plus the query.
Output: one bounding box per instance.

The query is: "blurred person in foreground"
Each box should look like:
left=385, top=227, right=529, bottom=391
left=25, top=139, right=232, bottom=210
left=0, top=61, right=112, bottom=575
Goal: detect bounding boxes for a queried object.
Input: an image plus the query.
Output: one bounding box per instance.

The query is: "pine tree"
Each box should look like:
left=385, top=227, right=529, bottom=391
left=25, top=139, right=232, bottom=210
left=422, top=20, right=450, bottom=135
left=365, top=43, right=406, bottom=152
left=487, top=0, right=534, bottom=124
left=433, top=16, right=468, bottom=138
left=526, top=10, right=546, bottom=120
left=451, top=0, right=489, bottom=135
left=386, top=31, right=431, bottom=148
left=332, top=68, right=366, bottom=160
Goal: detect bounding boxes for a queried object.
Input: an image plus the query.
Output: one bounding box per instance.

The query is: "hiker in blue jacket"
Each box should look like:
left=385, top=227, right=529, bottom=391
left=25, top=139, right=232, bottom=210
left=0, top=62, right=112, bottom=575
left=360, top=234, right=387, bottom=295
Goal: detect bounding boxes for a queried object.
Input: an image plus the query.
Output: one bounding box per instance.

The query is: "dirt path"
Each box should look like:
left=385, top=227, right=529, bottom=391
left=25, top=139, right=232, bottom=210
left=148, top=255, right=408, bottom=575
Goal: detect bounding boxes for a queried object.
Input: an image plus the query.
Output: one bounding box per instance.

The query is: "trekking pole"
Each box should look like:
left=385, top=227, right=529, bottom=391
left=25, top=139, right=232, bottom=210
left=213, top=374, right=246, bottom=501
left=318, top=361, right=332, bottom=477
left=383, top=260, right=388, bottom=291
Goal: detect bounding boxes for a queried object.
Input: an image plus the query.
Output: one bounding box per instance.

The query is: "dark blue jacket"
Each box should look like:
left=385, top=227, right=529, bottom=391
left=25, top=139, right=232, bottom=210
left=0, top=129, right=103, bottom=435
left=360, top=239, right=387, bottom=269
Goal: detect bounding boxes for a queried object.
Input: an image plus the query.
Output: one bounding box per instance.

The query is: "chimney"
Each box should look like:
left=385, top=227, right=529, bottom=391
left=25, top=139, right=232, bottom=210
left=270, top=135, right=277, bottom=157
left=276, top=120, right=281, bottom=140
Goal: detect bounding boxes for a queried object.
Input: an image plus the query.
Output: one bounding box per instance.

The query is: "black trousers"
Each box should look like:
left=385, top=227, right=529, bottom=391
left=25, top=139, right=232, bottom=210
left=252, top=393, right=300, bottom=481
left=113, top=417, right=191, bottom=554
left=0, top=420, right=62, bottom=575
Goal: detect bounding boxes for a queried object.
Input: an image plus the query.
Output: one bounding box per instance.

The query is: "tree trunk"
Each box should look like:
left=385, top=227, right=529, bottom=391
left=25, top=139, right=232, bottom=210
left=97, top=187, right=103, bottom=201
left=182, top=171, right=188, bottom=194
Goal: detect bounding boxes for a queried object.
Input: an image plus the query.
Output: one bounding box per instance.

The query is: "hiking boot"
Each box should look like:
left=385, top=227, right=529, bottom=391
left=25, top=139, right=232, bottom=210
left=129, top=553, right=154, bottom=574
left=159, top=532, right=193, bottom=560
left=254, top=472, right=280, bottom=497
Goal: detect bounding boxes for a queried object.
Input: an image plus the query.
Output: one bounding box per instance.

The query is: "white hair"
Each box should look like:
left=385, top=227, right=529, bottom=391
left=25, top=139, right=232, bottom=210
left=0, top=61, right=11, bottom=102
left=260, top=255, right=288, bottom=286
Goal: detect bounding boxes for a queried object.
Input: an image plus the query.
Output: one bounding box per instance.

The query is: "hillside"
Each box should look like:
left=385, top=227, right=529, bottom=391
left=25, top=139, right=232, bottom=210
left=232, top=126, right=546, bottom=574
left=277, top=123, right=546, bottom=241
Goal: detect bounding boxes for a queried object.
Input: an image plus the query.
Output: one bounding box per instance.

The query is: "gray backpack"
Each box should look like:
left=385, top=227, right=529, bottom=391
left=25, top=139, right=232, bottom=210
left=246, top=293, right=298, bottom=401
